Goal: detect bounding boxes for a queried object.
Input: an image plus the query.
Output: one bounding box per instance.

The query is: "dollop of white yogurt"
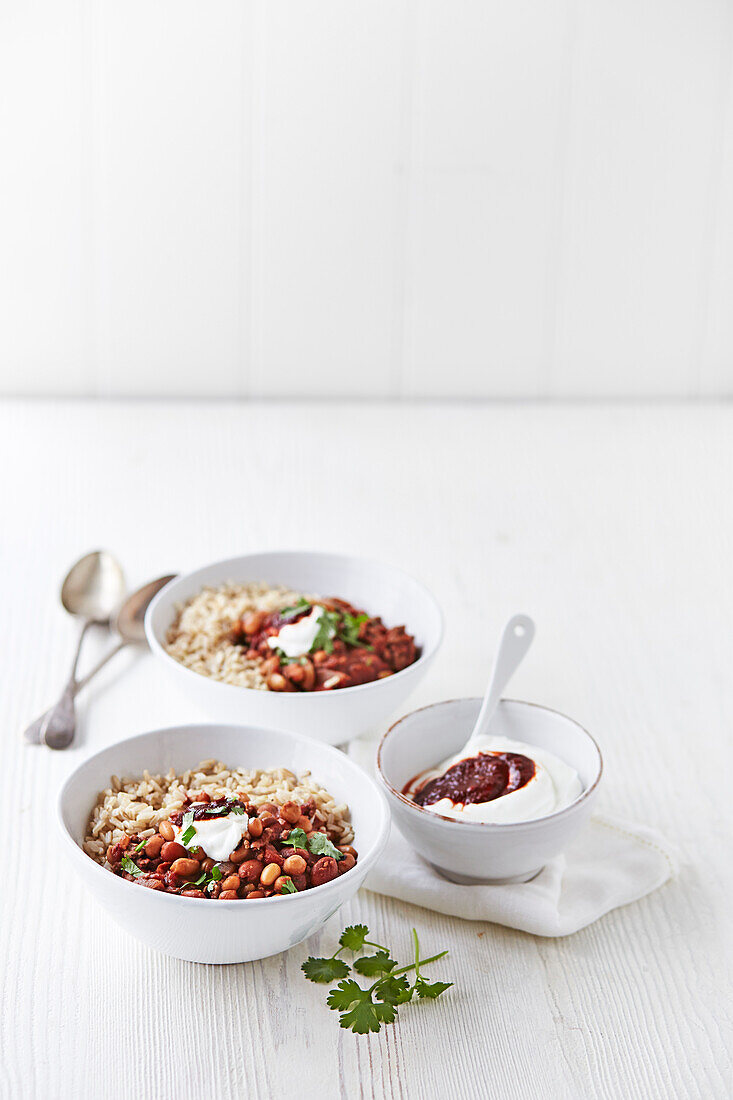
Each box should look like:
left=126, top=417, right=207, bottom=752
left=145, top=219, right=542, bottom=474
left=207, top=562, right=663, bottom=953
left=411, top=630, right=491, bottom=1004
left=173, top=805, right=250, bottom=861
left=267, top=605, right=324, bottom=658
left=406, top=736, right=582, bottom=824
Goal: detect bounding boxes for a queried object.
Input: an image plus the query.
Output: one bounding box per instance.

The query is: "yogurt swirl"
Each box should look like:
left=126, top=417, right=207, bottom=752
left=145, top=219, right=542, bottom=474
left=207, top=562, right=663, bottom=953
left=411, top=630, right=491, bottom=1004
left=403, top=735, right=582, bottom=824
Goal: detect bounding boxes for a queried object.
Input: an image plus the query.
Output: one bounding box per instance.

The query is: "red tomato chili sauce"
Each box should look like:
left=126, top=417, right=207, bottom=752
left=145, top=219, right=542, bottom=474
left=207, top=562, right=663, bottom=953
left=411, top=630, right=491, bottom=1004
left=228, top=596, right=419, bottom=692
left=405, top=751, right=536, bottom=808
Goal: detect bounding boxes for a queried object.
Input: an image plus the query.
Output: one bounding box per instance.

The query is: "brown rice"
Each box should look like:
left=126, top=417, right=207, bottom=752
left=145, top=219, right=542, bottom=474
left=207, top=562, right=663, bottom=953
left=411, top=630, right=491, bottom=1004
left=83, top=759, right=353, bottom=864
left=164, top=581, right=308, bottom=688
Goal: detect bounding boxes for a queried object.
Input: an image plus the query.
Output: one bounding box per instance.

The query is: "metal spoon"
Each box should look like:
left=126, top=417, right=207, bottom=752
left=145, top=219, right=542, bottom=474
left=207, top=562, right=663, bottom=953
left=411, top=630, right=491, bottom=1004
left=462, top=614, right=536, bottom=753
left=21, top=551, right=126, bottom=742
left=25, top=573, right=175, bottom=747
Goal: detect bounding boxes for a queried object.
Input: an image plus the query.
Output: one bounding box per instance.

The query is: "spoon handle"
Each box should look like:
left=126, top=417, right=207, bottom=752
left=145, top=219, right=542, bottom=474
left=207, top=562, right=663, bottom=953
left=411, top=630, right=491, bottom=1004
left=23, top=640, right=129, bottom=745
left=466, top=614, right=536, bottom=747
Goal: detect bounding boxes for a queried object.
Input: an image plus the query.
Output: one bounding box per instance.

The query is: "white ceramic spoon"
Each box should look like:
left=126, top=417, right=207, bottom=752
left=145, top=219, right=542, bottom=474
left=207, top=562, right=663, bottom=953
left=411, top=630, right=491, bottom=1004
left=461, top=614, right=536, bottom=754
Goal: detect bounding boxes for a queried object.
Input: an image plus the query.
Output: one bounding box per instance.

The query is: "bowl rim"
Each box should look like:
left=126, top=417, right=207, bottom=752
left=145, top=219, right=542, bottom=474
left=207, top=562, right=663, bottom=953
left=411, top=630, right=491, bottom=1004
left=57, top=722, right=391, bottom=907
left=144, top=549, right=444, bottom=701
left=376, top=697, right=603, bottom=830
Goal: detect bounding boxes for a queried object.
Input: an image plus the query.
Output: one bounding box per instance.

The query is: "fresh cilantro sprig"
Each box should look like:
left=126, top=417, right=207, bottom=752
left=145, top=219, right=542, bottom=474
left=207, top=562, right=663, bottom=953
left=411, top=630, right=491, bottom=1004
left=120, top=855, right=144, bottom=877
left=302, top=924, right=450, bottom=1034
left=278, top=598, right=312, bottom=622
left=180, top=810, right=196, bottom=848
left=282, top=829, right=343, bottom=861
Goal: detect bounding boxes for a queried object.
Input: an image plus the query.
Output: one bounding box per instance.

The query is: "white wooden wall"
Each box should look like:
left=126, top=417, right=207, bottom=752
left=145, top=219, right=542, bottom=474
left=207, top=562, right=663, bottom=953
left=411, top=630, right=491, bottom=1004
left=1, top=0, right=732, bottom=399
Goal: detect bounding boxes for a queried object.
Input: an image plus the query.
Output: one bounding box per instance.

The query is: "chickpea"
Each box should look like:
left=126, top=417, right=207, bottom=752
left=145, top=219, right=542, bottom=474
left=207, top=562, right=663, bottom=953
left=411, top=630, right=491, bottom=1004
left=296, top=815, right=312, bottom=832
left=282, top=854, right=307, bottom=876
left=243, top=610, right=265, bottom=635
left=280, top=801, right=301, bottom=824
left=259, top=863, right=280, bottom=887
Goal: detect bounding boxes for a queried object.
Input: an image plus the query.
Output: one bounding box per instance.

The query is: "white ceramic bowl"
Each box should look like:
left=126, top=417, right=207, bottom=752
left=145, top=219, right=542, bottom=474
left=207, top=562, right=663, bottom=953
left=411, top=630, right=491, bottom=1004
left=145, top=551, right=443, bottom=744
left=58, top=723, right=390, bottom=963
left=377, top=698, right=602, bottom=884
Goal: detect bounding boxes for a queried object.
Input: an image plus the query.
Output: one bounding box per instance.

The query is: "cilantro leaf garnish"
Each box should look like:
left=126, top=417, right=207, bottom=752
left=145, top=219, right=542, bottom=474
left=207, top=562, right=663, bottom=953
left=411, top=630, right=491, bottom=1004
left=280, top=879, right=298, bottom=894
left=284, top=828, right=308, bottom=850
left=414, top=978, right=453, bottom=999
left=310, top=608, right=339, bottom=654
left=308, top=833, right=343, bottom=860
left=134, top=837, right=147, bottom=853
left=301, top=957, right=351, bottom=983
left=353, top=951, right=397, bottom=977
left=278, top=598, right=311, bottom=622
left=337, top=611, right=372, bottom=649
left=180, top=810, right=196, bottom=848
left=339, top=924, right=369, bottom=952
left=210, top=865, right=222, bottom=881
left=120, top=856, right=144, bottom=877
left=301, top=923, right=451, bottom=1034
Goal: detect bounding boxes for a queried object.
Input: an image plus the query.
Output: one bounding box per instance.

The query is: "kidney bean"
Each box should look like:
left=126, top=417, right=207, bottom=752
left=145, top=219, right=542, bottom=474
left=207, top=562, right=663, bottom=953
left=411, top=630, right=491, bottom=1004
left=246, top=891, right=265, bottom=899
left=311, top=857, right=339, bottom=887
left=263, top=845, right=283, bottom=868
left=170, top=857, right=200, bottom=878
left=259, top=815, right=277, bottom=829
left=247, top=817, right=263, bottom=838
left=239, top=860, right=264, bottom=883
left=106, top=844, right=123, bottom=865
left=161, top=841, right=187, bottom=862
left=201, top=858, right=215, bottom=873
left=220, top=874, right=240, bottom=892
left=259, top=863, right=280, bottom=887
left=338, top=846, right=358, bottom=859
left=219, top=890, right=239, bottom=900
left=145, top=835, right=164, bottom=859
left=290, top=873, right=307, bottom=892
left=282, top=854, right=307, bottom=876
left=218, top=861, right=236, bottom=876
left=181, top=888, right=205, bottom=898
left=139, top=877, right=165, bottom=891
left=158, top=821, right=175, bottom=842
left=229, top=846, right=249, bottom=864
left=337, top=853, right=356, bottom=874
left=165, top=871, right=182, bottom=890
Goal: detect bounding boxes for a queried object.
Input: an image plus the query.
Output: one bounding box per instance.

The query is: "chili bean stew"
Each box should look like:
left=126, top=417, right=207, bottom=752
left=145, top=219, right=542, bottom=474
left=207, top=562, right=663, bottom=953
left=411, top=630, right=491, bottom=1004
left=84, top=761, right=356, bottom=901
left=164, top=582, right=419, bottom=692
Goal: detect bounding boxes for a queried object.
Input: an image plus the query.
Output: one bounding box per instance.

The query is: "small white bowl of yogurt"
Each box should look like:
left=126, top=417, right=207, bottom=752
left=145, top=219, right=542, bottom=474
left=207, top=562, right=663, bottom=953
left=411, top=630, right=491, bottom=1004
left=377, top=697, right=602, bottom=884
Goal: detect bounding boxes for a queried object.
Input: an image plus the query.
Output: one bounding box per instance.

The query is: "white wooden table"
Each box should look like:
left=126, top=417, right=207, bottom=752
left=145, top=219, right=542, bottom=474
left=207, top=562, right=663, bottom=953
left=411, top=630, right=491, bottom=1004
left=2, top=399, right=731, bottom=1100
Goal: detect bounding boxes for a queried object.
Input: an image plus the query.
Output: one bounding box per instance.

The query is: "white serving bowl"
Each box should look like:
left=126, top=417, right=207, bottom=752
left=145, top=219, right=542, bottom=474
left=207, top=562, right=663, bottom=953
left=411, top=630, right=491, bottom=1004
left=377, top=698, right=602, bottom=884
left=58, top=723, right=390, bottom=964
left=145, top=551, right=443, bottom=744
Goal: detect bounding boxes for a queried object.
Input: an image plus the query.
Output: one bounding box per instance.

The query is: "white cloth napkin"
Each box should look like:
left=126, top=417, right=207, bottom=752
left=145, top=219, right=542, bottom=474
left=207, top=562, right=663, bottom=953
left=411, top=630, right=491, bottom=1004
left=350, top=739, right=679, bottom=937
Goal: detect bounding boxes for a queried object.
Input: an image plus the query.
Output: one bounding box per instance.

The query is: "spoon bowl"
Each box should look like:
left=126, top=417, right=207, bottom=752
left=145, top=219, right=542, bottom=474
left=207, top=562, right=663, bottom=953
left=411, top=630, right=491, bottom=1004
left=60, top=551, right=126, bottom=623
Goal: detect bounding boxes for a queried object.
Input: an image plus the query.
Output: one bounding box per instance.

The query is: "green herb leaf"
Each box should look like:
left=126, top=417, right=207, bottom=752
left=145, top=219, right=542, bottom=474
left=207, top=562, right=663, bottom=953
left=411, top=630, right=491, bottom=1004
left=310, top=607, right=340, bottom=655
left=278, top=598, right=311, bottom=622
left=301, top=957, right=351, bottom=983
left=338, top=611, right=371, bottom=649
left=229, top=804, right=246, bottom=816
left=326, top=983, right=383, bottom=1034
left=338, top=924, right=369, bottom=952
left=210, top=865, right=222, bottom=881
left=375, top=975, right=413, bottom=1005
left=134, top=838, right=147, bottom=853
left=280, top=879, right=298, bottom=894
left=284, top=828, right=308, bottom=850
left=180, top=825, right=197, bottom=847
left=190, top=872, right=208, bottom=887
left=308, top=833, right=343, bottom=861
left=353, top=951, right=397, bottom=977
left=414, top=978, right=453, bottom=1000
left=120, top=856, right=143, bottom=877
